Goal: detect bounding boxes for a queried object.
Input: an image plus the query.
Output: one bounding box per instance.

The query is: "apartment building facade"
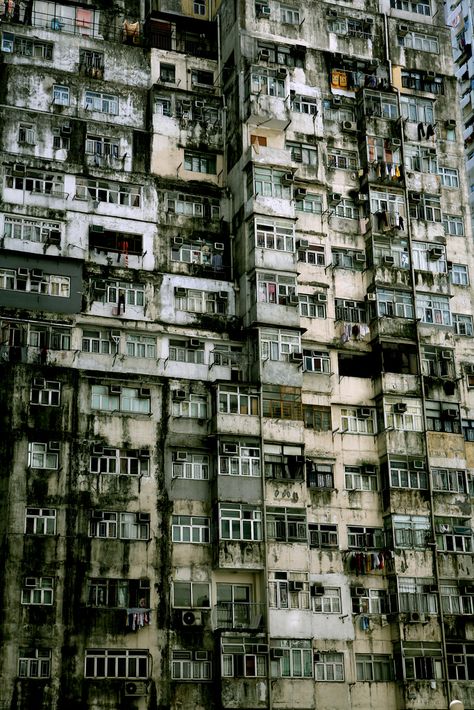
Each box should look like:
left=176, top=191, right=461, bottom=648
left=0, top=0, right=473, bottom=708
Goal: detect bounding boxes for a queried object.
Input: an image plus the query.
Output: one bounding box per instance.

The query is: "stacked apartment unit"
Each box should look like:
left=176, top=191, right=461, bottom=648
left=0, top=0, right=473, bottom=708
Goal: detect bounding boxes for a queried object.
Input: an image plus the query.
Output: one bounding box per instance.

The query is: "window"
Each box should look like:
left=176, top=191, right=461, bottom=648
left=447, top=642, right=474, bottom=680
left=172, top=515, right=210, bottom=543
left=21, top=577, right=54, bottom=605
left=292, top=94, right=317, bottom=114
left=313, top=588, right=341, bottom=613
left=409, top=193, right=442, bottom=223
left=307, top=521, right=339, bottom=550
left=4, top=215, right=61, bottom=244
left=221, top=636, right=267, bottom=677
left=344, top=465, right=378, bottom=491
left=439, top=166, right=459, bottom=188
left=295, top=193, right=322, bottom=214
left=453, top=313, right=473, bottom=336
left=0, top=269, right=70, bottom=298
left=14, top=36, right=53, bottom=59
left=334, top=198, right=359, bottom=220
left=220, top=441, right=261, bottom=477
left=85, top=135, right=120, bottom=159
left=172, top=451, right=209, bottom=480
left=299, top=297, right=327, bottom=319
left=52, top=126, right=69, bottom=150
left=328, top=149, right=358, bottom=171
left=28, top=442, right=59, bottom=470
left=270, top=640, right=312, bottom=678
left=160, top=63, right=176, bottom=82
left=191, top=69, right=213, bottom=86
left=268, top=571, right=309, bottom=609
left=172, top=650, right=211, bottom=680
left=303, top=405, right=332, bottom=431
left=397, top=642, right=443, bottom=680
left=90, top=447, right=150, bottom=476
left=264, top=444, right=304, bottom=481
left=307, top=462, right=334, bottom=490
left=92, top=280, right=145, bottom=309
left=450, top=264, right=469, bottom=286
left=249, top=67, right=286, bottom=98
left=391, top=515, right=431, bottom=548
left=400, top=96, right=434, bottom=123
left=341, top=407, right=375, bottom=434
left=404, top=146, right=438, bottom=174
left=426, top=401, right=460, bottom=433
left=256, top=41, right=305, bottom=67
left=374, top=288, right=414, bottom=318
left=347, top=526, right=384, bottom=549
left=89, top=512, right=150, bottom=540
left=412, top=241, right=446, bottom=273
left=390, top=0, right=431, bottom=15
left=371, top=189, right=406, bottom=229
left=82, top=329, right=118, bottom=355
left=303, top=349, right=331, bottom=373
left=332, top=248, right=365, bottom=269
left=436, top=518, right=472, bottom=553
left=126, top=334, right=156, bottom=359
left=184, top=151, right=216, bottom=174
left=175, top=289, right=227, bottom=315
left=388, top=458, right=428, bottom=490
left=252, top=166, right=291, bottom=199
left=219, top=504, right=262, bottom=541
left=280, top=5, right=300, bottom=23
left=287, top=141, right=317, bottom=166
left=84, top=90, right=118, bottom=114
left=440, top=584, right=471, bottom=615
left=401, top=70, right=443, bottom=94
left=87, top=578, right=150, bottom=608
left=5, top=168, right=64, bottom=196
left=18, top=649, right=51, bottom=678
left=154, top=96, right=172, bottom=116
left=298, top=245, right=325, bottom=264
left=18, top=123, right=36, bottom=145
left=254, top=219, right=295, bottom=251
left=402, top=31, right=438, bottom=52
left=91, top=385, right=151, bottom=414
left=257, top=271, right=296, bottom=304
left=167, top=192, right=220, bottom=219
left=416, top=293, right=451, bottom=326
left=84, top=649, right=148, bottom=678
left=26, top=323, right=70, bottom=350
left=25, top=508, right=56, bottom=535
left=212, top=344, right=243, bottom=367
left=30, top=380, right=61, bottom=406
left=260, top=328, right=301, bottom=361
left=443, top=215, right=464, bottom=236
left=266, top=507, right=307, bottom=542
left=356, top=654, right=393, bottom=681
left=79, top=49, right=104, bottom=72
left=385, top=400, right=423, bottom=431
left=172, top=393, right=208, bottom=419
left=352, top=588, right=387, bottom=614
left=315, top=652, right=344, bottom=681
left=433, top=468, right=466, bottom=493
left=169, top=339, right=205, bottom=364
left=335, top=299, right=366, bottom=323
left=173, top=581, right=210, bottom=608
left=53, top=84, right=69, bottom=106
left=262, top=384, right=302, bottom=420
left=76, top=178, right=140, bottom=207
left=362, top=90, right=398, bottom=119
left=193, top=0, right=207, bottom=15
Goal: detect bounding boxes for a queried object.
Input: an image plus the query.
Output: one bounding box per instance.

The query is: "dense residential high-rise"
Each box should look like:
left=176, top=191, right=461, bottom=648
left=0, top=0, right=473, bottom=708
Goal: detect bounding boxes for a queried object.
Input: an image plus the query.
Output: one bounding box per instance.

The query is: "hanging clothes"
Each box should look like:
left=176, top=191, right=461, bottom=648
left=417, top=122, right=426, bottom=140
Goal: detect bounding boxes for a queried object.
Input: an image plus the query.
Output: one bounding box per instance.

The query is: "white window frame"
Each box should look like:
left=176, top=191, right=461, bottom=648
left=84, top=90, right=118, bottom=115
left=439, top=166, right=459, bottom=188
left=172, top=650, right=211, bottom=680
left=341, top=407, right=375, bottom=434
left=385, top=401, right=423, bottom=431
left=219, top=443, right=261, bottom=477
left=344, top=465, right=378, bottom=491
left=18, top=649, right=51, bottom=678
left=270, top=639, right=313, bottom=678
left=172, top=515, right=210, bottom=543
left=89, top=512, right=150, bottom=540
left=28, top=442, right=59, bottom=470
left=172, top=393, right=208, bottom=419
left=126, top=334, right=156, bottom=358
left=53, top=84, right=70, bottom=106
left=169, top=340, right=205, bottom=364
left=356, top=654, right=393, bottom=681
left=308, top=523, right=338, bottom=548
left=260, top=328, right=301, bottom=361
left=280, top=5, right=300, bottom=24
left=313, top=587, right=341, bottom=613
left=21, top=577, right=54, bottom=605
left=315, top=652, right=344, bottom=681
left=30, top=379, right=61, bottom=406
left=172, top=452, right=209, bottom=480
left=84, top=649, right=148, bottom=678
left=453, top=314, right=473, bottom=336
left=25, top=508, right=56, bottom=535
left=89, top=447, right=149, bottom=476
left=443, top=215, right=464, bottom=236
left=82, top=329, right=118, bottom=355
left=450, top=264, right=469, bottom=286
left=415, top=293, right=451, bottom=326
left=299, top=296, right=327, bottom=319
left=91, top=385, right=151, bottom=414
left=219, top=504, right=263, bottom=541
left=254, top=219, right=295, bottom=251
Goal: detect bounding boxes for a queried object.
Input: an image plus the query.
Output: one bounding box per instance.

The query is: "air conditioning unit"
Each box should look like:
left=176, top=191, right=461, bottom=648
left=390, top=138, right=401, bottom=148
left=329, top=192, right=342, bottom=204
left=218, top=291, right=229, bottom=300
left=271, top=648, right=285, bottom=659
left=398, top=23, right=409, bottom=35
left=282, top=172, right=295, bottom=185
left=60, top=124, right=71, bottom=135
left=288, top=294, right=299, bottom=305
left=258, top=5, right=271, bottom=17
left=223, top=443, right=239, bottom=454
left=33, top=378, right=46, bottom=388
left=175, top=287, right=187, bottom=297
left=175, top=451, right=188, bottom=461
left=383, top=255, right=395, bottom=266
left=124, top=681, right=148, bottom=697
left=295, top=188, right=307, bottom=200
left=173, top=389, right=186, bottom=400
left=214, top=242, right=225, bottom=250
left=31, top=269, right=44, bottom=280
left=139, top=578, right=150, bottom=589
left=436, top=523, right=451, bottom=533
left=194, top=651, right=209, bottom=660
left=91, top=510, right=104, bottom=521
left=182, top=610, right=202, bottom=626
left=355, top=193, right=368, bottom=203
left=13, top=163, right=26, bottom=175
left=366, top=293, right=377, bottom=301
left=465, top=364, right=474, bottom=375
left=25, top=577, right=38, bottom=587
left=277, top=68, right=287, bottom=78
left=289, top=580, right=304, bottom=592
left=48, top=441, right=60, bottom=451
left=311, top=584, right=325, bottom=596
left=363, top=464, right=376, bottom=474
left=358, top=408, right=371, bottom=418
left=93, top=444, right=104, bottom=454
left=354, top=587, right=365, bottom=597
left=342, top=120, right=357, bottom=133
left=137, top=512, right=150, bottom=522
left=355, top=252, right=366, bottom=263
left=138, top=449, right=149, bottom=458
left=394, top=402, right=407, bottom=414
left=194, top=100, right=205, bottom=108
left=452, top=655, right=464, bottom=664
left=257, top=644, right=269, bottom=654
left=412, top=459, right=424, bottom=470
left=446, top=119, right=456, bottom=128
left=332, top=96, right=342, bottom=106
left=289, top=351, right=303, bottom=363
left=461, top=585, right=474, bottom=595
left=408, top=612, right=426, bottom=623
left=173, top=237, right=184, bottom=246
left=427, top=148, right=437, bottom=156
left=429, top=247, right=444, bottom=260
left=17, top=267, right=29, bottom=278
left=444, top=408, right=457, bottom=418
left=317, top=292, right=328, bottom=302
left=425, top=71, right=436, bottom=78
left=48, top=230, right=61, bottom=244
left=1, top=32, right=14, bottom=53
left=188, top=339, right=201, bottom=348
left=410, top=192, right=421, bottom=203
left=139, top=387, right=151, bottom=397
left=259, top=49, right=271, bottom=61
left=441, top=350, right=452, bottom=360
left=296, top=239, right=309, bottom=249
left=109, top=385, right=122, bottom=394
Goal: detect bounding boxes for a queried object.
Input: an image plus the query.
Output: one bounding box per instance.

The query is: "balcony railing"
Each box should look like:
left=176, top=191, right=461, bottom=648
left=212, top=602, right=265, bottom=631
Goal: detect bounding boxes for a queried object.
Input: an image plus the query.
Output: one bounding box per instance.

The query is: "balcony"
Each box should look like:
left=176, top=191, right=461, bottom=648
left=146, top=14, right=218, bottom=59
left=212, top=602, right=265, bottom=631
left=369, top=316, right=416, bottom=342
